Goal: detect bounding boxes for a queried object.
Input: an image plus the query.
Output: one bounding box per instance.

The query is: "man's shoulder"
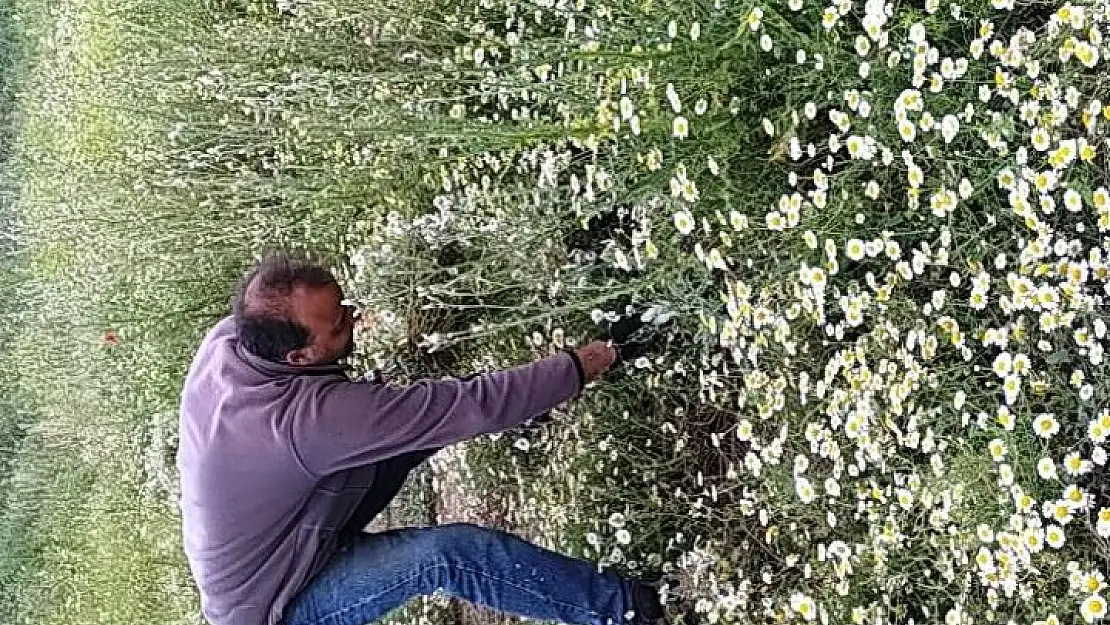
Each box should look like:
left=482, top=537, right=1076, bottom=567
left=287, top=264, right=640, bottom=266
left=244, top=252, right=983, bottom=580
left=194, top=316, right=237, bottom=364
left=208, top=315, right=236, bottom=341
left=181, top=316, right=237, bottom=396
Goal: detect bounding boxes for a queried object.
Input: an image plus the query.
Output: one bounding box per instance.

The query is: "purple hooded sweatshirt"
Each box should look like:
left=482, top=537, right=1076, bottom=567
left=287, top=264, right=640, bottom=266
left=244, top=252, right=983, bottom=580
left=176, top=316, right=586, bottom=625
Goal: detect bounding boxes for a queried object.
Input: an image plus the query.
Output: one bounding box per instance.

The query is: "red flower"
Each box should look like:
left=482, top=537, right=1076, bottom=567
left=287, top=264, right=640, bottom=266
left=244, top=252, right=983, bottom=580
left=101, top=329, right=120, bottom=347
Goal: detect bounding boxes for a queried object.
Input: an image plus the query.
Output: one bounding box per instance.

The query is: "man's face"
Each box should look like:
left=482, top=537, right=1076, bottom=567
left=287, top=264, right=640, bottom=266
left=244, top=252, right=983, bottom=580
left=285, top=282, right=357, bottom=366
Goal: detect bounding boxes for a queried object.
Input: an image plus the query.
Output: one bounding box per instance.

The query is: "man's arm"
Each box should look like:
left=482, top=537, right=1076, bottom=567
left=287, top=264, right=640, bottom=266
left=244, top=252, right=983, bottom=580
left=289, top=343, right=615, bottom=477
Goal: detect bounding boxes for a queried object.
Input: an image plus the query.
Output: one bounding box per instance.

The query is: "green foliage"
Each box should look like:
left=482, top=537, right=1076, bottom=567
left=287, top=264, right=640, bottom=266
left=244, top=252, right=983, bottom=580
left=2, top=0, right=1110, bottom=624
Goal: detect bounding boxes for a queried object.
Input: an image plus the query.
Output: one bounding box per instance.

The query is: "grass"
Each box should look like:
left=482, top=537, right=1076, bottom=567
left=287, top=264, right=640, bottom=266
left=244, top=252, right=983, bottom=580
left=2, top=0, right=1110, bottom=624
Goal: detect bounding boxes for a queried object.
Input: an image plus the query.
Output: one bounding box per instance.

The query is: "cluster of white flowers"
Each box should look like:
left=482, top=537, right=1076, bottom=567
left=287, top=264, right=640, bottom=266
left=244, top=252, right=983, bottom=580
left=313, top=0, right=1110, bottom=622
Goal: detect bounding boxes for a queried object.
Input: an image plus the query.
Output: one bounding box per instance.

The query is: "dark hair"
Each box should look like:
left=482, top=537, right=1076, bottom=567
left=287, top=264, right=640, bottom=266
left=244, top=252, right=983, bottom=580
left=232, top=252, right=337, bottom=362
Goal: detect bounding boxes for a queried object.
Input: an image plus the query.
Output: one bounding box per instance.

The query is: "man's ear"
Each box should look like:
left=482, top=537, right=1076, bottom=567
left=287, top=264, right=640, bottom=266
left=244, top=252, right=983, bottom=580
left=285, top=348, right=314, bottom=366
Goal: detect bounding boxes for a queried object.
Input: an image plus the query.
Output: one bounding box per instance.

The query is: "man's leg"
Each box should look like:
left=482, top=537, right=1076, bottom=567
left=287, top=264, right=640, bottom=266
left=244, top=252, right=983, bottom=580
left=337, top=447, right=442, bottom=543
left=282, top=523, right=653, bottom=625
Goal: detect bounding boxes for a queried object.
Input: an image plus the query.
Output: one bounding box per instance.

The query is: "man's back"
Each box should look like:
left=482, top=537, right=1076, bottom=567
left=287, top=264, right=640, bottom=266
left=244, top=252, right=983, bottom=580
left=178, top=316, right=362, bottom=625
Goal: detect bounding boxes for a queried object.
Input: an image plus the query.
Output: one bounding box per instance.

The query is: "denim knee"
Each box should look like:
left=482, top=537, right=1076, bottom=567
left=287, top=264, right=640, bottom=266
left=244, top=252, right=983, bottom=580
left=423, top=522, right=490, bottom=557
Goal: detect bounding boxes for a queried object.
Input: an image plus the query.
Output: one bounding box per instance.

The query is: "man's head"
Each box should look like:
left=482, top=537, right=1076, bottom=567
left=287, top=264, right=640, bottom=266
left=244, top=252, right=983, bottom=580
left=232, top=253, right=356, bottom=366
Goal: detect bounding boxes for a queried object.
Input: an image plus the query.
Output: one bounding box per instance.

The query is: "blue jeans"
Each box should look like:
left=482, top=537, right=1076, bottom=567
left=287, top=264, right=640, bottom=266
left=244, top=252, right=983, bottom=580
left=281, top=523, right=641, bottom=625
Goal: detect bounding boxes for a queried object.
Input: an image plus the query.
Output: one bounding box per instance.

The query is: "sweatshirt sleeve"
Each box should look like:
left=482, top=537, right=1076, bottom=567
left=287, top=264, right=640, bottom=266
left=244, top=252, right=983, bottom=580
left=289, top=349, right=587, bottom=477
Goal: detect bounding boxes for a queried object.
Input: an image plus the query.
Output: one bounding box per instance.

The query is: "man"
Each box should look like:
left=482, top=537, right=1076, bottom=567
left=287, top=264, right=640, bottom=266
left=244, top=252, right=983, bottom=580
left=176, top=253, right=670, bottom=625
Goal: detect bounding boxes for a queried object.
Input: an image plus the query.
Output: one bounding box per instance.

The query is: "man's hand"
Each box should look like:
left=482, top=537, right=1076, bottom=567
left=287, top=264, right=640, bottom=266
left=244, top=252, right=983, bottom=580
left=574, top=340, right=618, bottom=382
